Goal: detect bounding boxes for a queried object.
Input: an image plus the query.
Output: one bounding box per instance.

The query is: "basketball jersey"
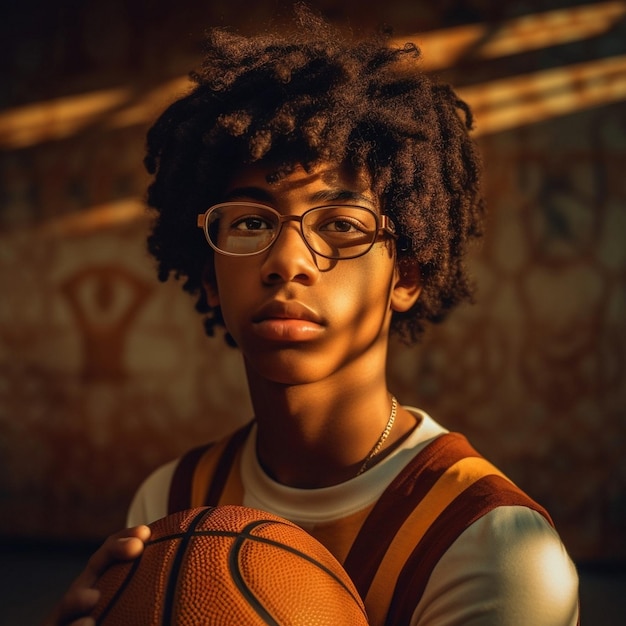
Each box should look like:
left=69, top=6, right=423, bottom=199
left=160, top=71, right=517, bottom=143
left=165, top=422, right=554, bottom=626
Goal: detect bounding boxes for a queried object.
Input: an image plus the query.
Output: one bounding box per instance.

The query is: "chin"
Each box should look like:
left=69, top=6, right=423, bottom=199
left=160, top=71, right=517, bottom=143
left=245, top=351, right=337, bottom=386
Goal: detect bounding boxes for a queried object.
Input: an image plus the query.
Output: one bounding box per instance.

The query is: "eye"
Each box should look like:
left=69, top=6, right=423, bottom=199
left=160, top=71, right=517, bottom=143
left=319, top=217, right=363, bottom=233
left=316, top=207, right=373, bottom=233
left=231, top=215, right=273, bottom=231
left=316, top=210, right=375, bottom=238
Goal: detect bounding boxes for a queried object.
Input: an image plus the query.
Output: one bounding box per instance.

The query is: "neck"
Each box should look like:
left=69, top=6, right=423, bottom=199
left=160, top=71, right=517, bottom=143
left=244, top=362, right=412, bottom=488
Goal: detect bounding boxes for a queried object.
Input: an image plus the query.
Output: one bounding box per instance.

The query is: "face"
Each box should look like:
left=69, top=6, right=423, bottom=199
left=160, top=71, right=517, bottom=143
left=204, top=162, right=420, bottom=386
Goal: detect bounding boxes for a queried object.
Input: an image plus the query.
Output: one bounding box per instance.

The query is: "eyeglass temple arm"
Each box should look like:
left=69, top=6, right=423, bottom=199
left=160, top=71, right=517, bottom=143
left=379, top=215, right=397, bottom=237
left=380, top=215, right=412, bottom=252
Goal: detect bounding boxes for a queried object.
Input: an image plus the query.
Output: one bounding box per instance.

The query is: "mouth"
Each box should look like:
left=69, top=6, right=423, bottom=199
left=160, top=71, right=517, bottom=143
left=252, top=300, right=324, bottom=324
left=251, top=301, right=325, bottom=341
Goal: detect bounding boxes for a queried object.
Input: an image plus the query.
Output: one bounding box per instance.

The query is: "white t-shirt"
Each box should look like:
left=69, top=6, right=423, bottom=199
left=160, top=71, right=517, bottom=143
left=128, top=409, right=579, bottom=625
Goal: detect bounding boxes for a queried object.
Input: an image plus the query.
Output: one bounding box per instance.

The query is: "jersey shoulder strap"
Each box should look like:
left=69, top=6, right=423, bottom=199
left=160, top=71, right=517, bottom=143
left=344, top=432, right=552, bottom=626
left=167, top=421, right=254, bottom=514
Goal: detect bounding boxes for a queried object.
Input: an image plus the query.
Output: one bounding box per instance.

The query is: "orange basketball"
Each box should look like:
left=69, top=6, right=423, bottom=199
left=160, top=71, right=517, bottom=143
left=91, top=506, right=369, bottom=625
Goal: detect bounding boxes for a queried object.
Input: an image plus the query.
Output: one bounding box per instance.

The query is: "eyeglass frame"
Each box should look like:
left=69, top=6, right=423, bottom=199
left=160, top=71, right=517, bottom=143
left=196, top=201, right=400, bottom=260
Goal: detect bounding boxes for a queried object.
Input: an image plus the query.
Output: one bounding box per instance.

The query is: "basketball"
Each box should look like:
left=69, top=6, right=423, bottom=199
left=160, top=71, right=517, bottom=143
left=90, top=506, right=369, bottom=625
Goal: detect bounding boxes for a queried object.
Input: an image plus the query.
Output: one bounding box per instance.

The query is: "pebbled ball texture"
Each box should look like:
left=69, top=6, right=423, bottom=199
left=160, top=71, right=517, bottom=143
left=91, top=505, right=369, bottom=625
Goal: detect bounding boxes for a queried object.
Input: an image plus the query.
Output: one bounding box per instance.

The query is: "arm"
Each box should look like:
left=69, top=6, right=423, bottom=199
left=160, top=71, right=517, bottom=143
left=43, top=525, right=151, bottom=626
left=411, top=506, right=579, bottom=626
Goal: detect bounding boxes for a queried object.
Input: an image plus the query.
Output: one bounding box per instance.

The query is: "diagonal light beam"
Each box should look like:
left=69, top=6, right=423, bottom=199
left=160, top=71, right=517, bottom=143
left=403, top=1, right=626, bottom=70
left=460, top=54, right=626, bottom=136
left=0, top=5, right=623, bottom=152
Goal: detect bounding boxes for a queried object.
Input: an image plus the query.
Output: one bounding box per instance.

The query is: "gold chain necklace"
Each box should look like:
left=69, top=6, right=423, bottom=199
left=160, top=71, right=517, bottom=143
left=356, top=396, right=398, bottom=476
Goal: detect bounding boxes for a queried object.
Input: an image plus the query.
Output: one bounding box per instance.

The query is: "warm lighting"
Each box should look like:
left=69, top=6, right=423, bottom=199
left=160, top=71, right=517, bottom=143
left=106, top=77, right=191, bottom=129
left=0, top=88, right=130, bottom=149
left=38, top=199, right=148, bottom=237
left=460, top=54, right=626, bottom=136
left=404, top=1, right=626, bottom=70
left=480, top=1, right=626, bottom=59
left=0, top=3, right=622, bottom=150
left=0, top=77, right=191, bottom=150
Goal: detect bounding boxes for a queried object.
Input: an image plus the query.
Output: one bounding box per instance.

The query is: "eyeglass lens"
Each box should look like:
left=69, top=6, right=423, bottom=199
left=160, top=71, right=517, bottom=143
left=206, top=204, right=379, bottom=259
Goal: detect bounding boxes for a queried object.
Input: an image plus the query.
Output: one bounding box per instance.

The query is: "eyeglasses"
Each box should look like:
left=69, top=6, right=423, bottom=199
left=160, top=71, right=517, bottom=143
left=197, top=202, right=398, bottom=260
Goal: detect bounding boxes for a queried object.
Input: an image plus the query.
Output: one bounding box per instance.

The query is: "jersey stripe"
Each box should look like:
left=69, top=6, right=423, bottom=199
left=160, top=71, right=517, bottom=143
left=203, top=422, right=253, bottom=506
left=216, top=445, right=246, bottom=505
left=308, top=505, right=377, bottom=564
left=167, top=422, right=253, bottom=514
left=362, top=456, right=510, bottom=625
left=167, top=443, right=213, bottom=513
left=345, top=433, right=482, bottom=593
left=388, top=474, right=551, bottom=624
left=190, top=438, right=229, bottom=507
left=166, top=428, right=559, bottom=626
left=192, top=422, right=253, bottom=506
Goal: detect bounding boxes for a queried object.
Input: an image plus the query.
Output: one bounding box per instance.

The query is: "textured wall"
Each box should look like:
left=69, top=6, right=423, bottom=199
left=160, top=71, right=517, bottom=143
left=1, top=0, right=624, bottom=561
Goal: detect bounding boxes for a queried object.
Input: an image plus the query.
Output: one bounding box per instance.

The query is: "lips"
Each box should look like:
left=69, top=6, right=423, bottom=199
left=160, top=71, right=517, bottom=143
left=252, top=300, right=324, bottom=325
left=251, top=301, right=325, bottom=341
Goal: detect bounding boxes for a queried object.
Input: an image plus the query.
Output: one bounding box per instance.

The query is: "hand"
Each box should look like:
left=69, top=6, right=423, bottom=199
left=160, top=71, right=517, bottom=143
left=43, top=524, right=151, bottom=626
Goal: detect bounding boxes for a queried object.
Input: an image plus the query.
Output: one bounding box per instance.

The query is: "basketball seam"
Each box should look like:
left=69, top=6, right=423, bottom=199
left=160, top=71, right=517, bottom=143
left=95, top=557, right=143, bottom=625
left=228, top=521, right=282, bottom=626
left=162, top=508, right=217, bottom=625
left=116, top=511, right=366, bottom=625
left=229, top=520, right=367, bottom=623
left=151, top=522, right=365, bottom=610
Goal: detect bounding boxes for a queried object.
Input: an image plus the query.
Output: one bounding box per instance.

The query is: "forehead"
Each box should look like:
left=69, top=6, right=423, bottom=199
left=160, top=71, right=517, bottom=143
left=222, top=162, right=377, bottom=207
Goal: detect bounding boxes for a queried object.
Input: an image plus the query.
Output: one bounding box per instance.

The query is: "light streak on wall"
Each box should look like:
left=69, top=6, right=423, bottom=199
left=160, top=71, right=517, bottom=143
left=0, top=77, right=191, bottom=150
left=460, top=54, right=626, bottom=136
left=0, top=88, right=130, bottom=149
left=1, top=3, right=623, bottom=150
left=37, top=199, right=148, bottom=237
left=408, top=1, right=626, bottom=70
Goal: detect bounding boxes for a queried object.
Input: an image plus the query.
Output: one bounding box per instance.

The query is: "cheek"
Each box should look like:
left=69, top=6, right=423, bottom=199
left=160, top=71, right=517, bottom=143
left=212, top=261, right=253, bottom=323
left=330, top=254, right=395, bottom=318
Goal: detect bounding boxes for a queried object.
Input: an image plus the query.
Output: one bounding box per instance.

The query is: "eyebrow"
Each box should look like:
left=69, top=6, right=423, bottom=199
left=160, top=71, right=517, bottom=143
left=310, top=189, right=374, bottom=205
left=223, top=187, right=274, bottom=203
left=223, top=186, right=375, bottom=206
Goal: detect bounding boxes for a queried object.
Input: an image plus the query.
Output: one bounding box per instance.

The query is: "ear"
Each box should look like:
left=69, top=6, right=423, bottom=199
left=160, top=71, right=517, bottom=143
left=202, top=263, right=220, bottom=308
left=390, top=263, right=421, bottom=313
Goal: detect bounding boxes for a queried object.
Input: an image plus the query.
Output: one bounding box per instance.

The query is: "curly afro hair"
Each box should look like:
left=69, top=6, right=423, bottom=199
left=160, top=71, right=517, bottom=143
left=145, top=3, right=485, bottom=345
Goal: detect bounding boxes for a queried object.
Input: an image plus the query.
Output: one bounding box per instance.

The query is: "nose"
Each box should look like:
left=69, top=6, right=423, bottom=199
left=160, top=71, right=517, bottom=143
left=260, top=220, right=320, bottom=285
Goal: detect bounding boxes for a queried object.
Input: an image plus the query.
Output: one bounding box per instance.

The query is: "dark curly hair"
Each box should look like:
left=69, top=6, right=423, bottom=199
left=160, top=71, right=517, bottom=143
left=145, top=4, right=484, bottom=345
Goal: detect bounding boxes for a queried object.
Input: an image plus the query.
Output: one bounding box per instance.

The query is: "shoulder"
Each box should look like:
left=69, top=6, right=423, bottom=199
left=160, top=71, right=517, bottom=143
left=414, top=505, right=579, bottom=625
left=126, top=459, right=178, bottom=527
left=126, top=424, right=254, bottom=527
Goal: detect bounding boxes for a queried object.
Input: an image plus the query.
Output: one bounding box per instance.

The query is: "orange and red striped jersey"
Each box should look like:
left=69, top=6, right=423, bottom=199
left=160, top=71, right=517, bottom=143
left=165, top=422, right=556, bottom=626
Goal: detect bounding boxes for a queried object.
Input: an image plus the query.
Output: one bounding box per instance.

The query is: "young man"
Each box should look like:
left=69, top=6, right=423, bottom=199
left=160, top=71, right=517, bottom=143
left=50, top=5, right=579, bottom=625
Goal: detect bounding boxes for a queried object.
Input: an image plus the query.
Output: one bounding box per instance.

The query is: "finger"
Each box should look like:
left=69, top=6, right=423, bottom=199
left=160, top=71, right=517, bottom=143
left=108, top=525, right=151, bottom=561
left=42, top=526, right=151, bottom=626
left=81, top=525, right=151, bottom=583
